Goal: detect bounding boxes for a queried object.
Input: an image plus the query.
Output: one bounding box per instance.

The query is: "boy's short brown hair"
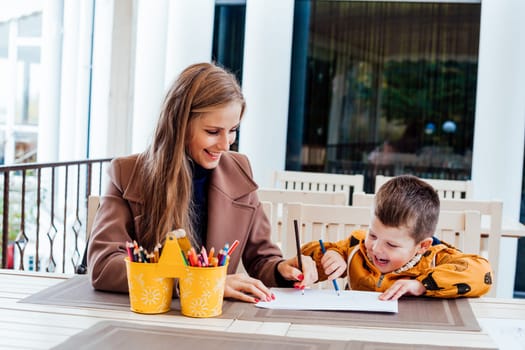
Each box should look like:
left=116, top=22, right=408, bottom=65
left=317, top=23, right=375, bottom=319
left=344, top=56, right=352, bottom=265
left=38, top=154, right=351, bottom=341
left=375, top=175, right=440, bottom=242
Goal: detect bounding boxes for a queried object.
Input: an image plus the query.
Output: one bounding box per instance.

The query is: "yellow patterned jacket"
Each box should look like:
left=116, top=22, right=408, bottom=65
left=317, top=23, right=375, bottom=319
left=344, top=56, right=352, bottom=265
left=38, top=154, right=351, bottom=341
left=301, top=230, right=493, bottom=298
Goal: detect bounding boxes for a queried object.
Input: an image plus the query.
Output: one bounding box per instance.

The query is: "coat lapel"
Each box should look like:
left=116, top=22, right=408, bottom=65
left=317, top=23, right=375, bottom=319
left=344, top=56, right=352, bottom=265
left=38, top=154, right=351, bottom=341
left=206, top=152, right=259, bottom=272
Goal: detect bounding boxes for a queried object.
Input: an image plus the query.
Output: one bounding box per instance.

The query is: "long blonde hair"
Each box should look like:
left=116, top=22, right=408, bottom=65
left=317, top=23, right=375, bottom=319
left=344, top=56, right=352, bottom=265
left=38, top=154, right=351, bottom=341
left=138, top=62, right=245, bottom=250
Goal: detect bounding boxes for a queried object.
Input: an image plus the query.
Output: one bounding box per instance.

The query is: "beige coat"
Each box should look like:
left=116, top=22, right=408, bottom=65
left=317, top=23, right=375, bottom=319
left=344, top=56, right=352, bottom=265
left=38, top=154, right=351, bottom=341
left=87, top=152, right=284, bottom=293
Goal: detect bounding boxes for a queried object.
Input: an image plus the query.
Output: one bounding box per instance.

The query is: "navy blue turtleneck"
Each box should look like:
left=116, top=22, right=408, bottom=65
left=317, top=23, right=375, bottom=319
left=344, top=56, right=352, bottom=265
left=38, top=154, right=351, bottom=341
left=191, top=162, right=211, bottom=247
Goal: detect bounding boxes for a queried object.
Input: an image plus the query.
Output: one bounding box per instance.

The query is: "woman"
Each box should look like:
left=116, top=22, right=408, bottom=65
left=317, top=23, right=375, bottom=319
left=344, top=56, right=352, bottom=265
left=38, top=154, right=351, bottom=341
left=87, top=62, right=316, bottom=303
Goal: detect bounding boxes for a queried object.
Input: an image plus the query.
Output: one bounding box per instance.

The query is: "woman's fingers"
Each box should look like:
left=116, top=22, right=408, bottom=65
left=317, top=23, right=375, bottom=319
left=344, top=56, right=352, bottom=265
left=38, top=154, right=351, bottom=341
left=277, top=256, right=318, bottom=289
left=224, top=274, right=274, bottom=303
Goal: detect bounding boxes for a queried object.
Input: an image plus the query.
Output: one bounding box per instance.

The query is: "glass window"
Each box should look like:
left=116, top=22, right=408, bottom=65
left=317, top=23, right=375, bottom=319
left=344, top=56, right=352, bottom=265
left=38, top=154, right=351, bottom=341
left=17, top=11, right=42, bottom=37
left=288, top=1, right=481, bottom=192
left=0, top=6, right=42, bottom=164
left=212, top=2, right=246, bottom=151
left=0, top=22, right=7, bottom=57
left=212, top=2, right=245, bottom=83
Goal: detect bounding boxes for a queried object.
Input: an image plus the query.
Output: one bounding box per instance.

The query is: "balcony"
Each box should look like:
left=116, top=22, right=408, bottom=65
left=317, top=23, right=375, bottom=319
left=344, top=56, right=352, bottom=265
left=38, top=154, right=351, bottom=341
left=0, top=158, right=112, bottom=273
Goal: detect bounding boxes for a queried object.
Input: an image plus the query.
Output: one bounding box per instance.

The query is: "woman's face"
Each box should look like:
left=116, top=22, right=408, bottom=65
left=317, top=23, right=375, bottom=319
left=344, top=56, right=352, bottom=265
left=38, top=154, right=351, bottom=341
left=187, top=102, right=242, bottom=169
left=364, top=216, right=428, bottom=273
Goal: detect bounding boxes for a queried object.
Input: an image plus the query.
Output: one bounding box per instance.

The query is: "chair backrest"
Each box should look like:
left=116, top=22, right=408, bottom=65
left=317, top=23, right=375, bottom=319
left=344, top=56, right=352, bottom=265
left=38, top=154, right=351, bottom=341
left=77, top=195, right=100, bottom=274
left=261, top=200, right=272, bottom=222
left=283, top=203, right=372, bottom=259
left=259, top=199, right=275, bottom=244
left=375, top=175, right=473, bottom=199
left=435, top=210, right=482, bottom=254
left=284, top=203, right=489, bottom=293
left=283, top=202, right=372, bottom=289
left=353, top=192, right=501, bottom=268
left=272, top=170, right=364, bottom=204
left=86, top=195, right=101, bottom=241
left=353, top=191, right=499, bottom=297
left=436, top=199, right=501, bottom=295
left=352, top=192, right=375, bottom=207
left=285, top=204, right=484, bottom=258
left=258, top=188, right=348, bottom=248
left=434, top=209, right=496, bottom=296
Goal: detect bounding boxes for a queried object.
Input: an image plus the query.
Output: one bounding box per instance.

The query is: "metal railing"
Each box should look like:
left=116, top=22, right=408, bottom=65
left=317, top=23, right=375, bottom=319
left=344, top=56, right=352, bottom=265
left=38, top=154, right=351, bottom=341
left=0, top=158, right=112, bottom=273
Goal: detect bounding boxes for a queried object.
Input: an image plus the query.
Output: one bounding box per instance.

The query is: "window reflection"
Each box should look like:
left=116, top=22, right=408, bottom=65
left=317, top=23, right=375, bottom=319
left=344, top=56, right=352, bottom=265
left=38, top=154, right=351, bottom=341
left=289, top=1, right=480, bottom=192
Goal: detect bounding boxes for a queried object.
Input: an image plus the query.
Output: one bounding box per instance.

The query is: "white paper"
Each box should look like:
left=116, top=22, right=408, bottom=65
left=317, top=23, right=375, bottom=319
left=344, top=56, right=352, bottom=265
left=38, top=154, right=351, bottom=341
left=255, top=288, right=398, bottom=313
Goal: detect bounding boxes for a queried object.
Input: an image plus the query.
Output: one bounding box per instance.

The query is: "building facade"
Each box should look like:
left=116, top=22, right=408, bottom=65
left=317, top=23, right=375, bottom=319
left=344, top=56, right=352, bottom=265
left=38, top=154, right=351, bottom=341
left=1, top=0, right=524, bottom=297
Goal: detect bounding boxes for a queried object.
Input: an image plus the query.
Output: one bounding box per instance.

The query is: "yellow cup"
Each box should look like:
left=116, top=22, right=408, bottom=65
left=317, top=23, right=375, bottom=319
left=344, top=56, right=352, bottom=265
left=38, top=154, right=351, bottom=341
left=178, top=264, right=227, bottom=318
left=125, top=259, right=173, bottom=314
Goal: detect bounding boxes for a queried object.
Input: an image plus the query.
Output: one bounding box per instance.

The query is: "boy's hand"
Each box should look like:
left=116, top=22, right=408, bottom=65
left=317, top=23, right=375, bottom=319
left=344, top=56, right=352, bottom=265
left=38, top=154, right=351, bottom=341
left=321, top=250, right=346, bottom=280
left=379, top=280, right=426, bottom=300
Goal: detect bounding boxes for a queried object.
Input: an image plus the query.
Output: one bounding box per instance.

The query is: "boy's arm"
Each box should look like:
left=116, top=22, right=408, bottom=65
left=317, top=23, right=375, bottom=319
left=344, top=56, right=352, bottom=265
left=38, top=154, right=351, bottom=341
left=301, top=237, right=352, bottom=282
left=417, top=247, right=493, bottom=298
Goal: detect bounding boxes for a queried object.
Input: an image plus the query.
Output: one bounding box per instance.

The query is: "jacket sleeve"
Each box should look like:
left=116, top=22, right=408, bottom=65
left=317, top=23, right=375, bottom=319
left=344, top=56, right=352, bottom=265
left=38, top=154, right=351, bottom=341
left=87, top=158, right=135, bottom=293
left=301, top=236, right=354, bottom=282
left=417, top=246, right=493, bottom=298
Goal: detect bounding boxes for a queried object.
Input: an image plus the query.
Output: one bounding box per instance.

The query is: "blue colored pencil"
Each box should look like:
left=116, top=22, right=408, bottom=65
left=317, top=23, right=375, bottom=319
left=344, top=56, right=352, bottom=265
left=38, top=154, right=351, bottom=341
left=318, top=239, right=341, bottom=296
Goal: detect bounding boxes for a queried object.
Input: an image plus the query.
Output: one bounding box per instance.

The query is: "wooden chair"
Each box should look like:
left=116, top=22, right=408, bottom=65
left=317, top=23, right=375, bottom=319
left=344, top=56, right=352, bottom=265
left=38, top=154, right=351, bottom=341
left=257, top=188, right=347, bottom=248
left=375, top=175, right=473, bottom=199
left=261, top=200, right=272, bottom=223
left=283, top=202, right=372, bottom=289
left=351, top=192, right=375, bottom=207
left=432, top=209, right=496, bottom=296
left=283, top=202, right=490, bottom=294
left=76, top=195, right=100, bottom=274
left=437, top=199, right=501, bottom=281
left=272, top=170, right=364, bottom=204
left=353, top=193, right=501, bottom=269
left=86, top=195, right=101, bottom=240
left=284, top=203, right=372, bottom=259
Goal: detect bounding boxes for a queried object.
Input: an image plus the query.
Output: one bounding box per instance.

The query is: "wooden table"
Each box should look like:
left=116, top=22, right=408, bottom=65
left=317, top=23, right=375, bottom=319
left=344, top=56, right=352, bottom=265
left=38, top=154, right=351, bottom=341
left=0, top=269, right=524, bottom=350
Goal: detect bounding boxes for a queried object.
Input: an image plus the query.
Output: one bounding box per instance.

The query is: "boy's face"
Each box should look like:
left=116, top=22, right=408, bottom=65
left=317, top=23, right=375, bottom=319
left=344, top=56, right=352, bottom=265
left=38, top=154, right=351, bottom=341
left=365, top=216, right=431, bottom=274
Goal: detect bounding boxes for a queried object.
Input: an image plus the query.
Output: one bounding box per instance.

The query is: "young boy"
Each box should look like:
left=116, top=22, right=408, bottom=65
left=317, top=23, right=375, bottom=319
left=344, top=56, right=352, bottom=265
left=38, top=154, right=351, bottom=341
left=301, top=175, right=493, bottom=300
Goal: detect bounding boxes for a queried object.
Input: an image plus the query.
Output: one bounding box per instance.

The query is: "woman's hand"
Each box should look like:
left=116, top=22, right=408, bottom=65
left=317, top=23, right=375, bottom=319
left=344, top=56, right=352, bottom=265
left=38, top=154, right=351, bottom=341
left=277, top=255, right=318, bottom=290
left=321, top=250, right=346, bottom=281
left=379, top=279, right=426, bottom=300
left=223, top=273, right=275, bottom=303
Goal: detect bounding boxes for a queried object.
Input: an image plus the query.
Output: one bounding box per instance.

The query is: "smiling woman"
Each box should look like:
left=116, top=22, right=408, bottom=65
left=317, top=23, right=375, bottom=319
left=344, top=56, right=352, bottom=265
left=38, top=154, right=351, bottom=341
left=87, top=62, right=318, bottom=304
left=187, top=102, right=241, bottom=170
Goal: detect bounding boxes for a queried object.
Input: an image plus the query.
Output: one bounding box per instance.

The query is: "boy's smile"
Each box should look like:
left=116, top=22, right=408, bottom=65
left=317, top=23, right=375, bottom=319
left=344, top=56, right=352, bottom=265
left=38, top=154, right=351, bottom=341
left=365, top=216, right=429, bottom=274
